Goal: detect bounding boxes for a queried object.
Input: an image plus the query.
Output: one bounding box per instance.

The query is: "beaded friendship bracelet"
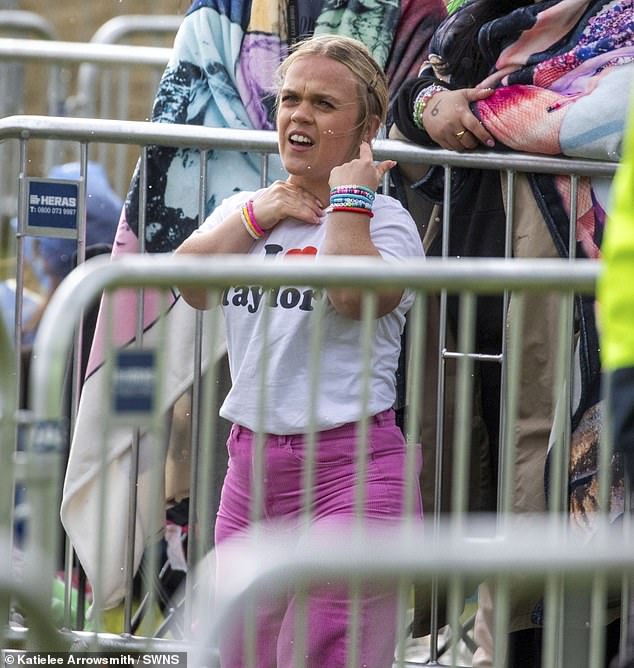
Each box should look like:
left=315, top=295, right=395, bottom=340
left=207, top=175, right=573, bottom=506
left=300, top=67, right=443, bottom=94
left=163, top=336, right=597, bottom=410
left=412, top=83, right=448, bottom=131
left=330, top=185, right=376, bottom=201
left=329, top=194, right=373, bottom=210
left=329, top=184, right=375, bottom=218
left=330, top=196, right=373, bottom=210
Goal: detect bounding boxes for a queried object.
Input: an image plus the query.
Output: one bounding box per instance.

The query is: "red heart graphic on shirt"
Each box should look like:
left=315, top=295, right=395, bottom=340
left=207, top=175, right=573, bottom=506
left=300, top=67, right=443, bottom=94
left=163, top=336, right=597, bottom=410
left=286, top=246, right=318, bottom=256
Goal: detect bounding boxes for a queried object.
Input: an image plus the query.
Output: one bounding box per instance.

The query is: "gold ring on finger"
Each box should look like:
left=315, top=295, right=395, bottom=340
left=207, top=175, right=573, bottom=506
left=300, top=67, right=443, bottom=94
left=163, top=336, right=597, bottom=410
left=455, top=129, right=466, bottom=139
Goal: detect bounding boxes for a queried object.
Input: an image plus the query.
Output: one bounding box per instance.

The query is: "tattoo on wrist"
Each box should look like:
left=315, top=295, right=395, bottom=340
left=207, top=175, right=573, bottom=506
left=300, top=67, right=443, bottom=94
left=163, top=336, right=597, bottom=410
left=412, top=83, right=447, bottom=131
left=430, top=100, right=441, bottom=116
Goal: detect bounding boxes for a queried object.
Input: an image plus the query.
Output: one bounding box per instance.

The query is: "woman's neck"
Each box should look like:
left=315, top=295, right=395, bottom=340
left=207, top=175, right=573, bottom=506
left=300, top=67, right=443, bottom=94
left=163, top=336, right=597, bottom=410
left=287, top=175, right=331, bottom=209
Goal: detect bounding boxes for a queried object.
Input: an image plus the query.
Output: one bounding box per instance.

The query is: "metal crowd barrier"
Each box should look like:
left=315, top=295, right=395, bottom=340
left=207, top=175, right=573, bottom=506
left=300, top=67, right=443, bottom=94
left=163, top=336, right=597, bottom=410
left=74, top=15, right=182, bottom=119
left=194, top=517, right=634, bottom=668
left=0, top=38, right=171, bottom=124
left=0, top=113, right=617, bottom=420
left=71, top=14, right=182, bottom=195
left=22, top=252, right=623, bottom=668
left=0, top=115, right=621, bottom=665
left=0, top=13, right=57, bottom=219
left=0, top=40, right=172, bottom=221
left=0, top=10, right=57, bottom=40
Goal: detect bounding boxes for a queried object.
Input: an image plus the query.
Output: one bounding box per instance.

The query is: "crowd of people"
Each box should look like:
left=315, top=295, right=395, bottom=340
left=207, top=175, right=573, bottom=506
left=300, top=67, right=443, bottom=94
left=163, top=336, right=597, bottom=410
left=39, top=0, right=634, bottom=666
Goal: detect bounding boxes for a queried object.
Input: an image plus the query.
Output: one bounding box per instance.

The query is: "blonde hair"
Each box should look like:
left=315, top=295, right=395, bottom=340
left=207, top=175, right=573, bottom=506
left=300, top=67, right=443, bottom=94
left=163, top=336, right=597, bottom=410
left=275, top=34, right=389, bottom=133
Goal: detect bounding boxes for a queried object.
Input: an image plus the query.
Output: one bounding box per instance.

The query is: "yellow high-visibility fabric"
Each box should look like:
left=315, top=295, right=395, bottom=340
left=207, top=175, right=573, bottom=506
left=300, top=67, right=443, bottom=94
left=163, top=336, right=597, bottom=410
left=599, top=99, right=634, bottom=371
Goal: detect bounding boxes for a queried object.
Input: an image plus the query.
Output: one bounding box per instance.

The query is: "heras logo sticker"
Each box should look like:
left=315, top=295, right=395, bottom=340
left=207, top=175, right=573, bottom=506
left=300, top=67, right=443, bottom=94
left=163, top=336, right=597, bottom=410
left=26, top=178, right=79, bottom=239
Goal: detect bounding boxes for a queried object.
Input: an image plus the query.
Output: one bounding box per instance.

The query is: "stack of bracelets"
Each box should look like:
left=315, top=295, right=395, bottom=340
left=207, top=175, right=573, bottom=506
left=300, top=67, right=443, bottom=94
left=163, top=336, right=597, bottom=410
left=240, top=199, right=266, bottom=240
left=412, top=82, right=447, bottom=131
left=330, top=185, right=375, bottom=218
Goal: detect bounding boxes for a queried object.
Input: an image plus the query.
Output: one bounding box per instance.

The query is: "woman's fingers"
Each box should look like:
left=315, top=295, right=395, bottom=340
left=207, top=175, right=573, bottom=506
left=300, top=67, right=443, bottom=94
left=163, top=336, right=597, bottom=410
left=458, top=120, right=495, bottom=148
left=255, top=181, right=324, bottom=227
left=424, top=88, right=496, bottom=149
left=358, top=140, right=373, bottom=161
left=330, top=142, right=395, bottom=190
left=442, top=123, right=492, bottom=151
left=451, top=128, right=481, bottom=151
left=461, top=87, right=496, bottom=147
left=376, top=159, right=397, bottom=180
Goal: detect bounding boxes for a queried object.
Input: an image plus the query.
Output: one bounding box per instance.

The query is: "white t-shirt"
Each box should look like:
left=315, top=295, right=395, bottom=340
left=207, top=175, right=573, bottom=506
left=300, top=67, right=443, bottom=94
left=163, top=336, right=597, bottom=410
left=195, top=190, right=424, bottom=434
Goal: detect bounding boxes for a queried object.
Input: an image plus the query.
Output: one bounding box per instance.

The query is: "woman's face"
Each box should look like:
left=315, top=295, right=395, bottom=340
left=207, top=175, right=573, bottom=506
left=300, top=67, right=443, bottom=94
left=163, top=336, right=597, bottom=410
left=277, top=54, right=368, bottom=190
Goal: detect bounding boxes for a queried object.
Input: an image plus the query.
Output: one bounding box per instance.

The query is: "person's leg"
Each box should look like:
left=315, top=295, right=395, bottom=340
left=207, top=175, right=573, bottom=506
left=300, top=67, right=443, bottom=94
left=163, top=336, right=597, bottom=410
left=276, top=411, right=423, bottom=668
left=214, top=425, right=287, bottom=668
left=473, top=582, right=495, bottom=668
left=279, top=580, right=401, bottom=668
left=473, top=174, right=559, bottom=666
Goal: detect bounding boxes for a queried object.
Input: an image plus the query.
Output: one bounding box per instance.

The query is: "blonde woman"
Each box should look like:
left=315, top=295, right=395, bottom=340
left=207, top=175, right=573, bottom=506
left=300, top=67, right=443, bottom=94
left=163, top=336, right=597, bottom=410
left=176, top=34, right=424, bottom=667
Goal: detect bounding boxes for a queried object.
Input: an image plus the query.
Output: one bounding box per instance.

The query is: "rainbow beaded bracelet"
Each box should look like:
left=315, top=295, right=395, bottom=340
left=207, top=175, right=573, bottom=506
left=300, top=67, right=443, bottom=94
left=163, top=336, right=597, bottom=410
left=412, top=83, right=447, bottom=131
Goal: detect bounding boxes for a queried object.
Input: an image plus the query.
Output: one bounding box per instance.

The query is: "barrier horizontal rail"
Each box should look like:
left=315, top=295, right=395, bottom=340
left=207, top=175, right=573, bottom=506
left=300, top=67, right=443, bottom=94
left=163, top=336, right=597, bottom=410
left=0, top=37, right=172, bottom=67
left=194, top=518, right=634, bottom=668
left=30, top=253, right=599, bottom=423
left=207, top=517, right=634, bottom=600
left=74, top=15, right=183, bottom=118
left=87, top=15, right=183, bottom=44
left=0, top=10, right=57, bottom=40
left=0, top=115, right=618, bottom=178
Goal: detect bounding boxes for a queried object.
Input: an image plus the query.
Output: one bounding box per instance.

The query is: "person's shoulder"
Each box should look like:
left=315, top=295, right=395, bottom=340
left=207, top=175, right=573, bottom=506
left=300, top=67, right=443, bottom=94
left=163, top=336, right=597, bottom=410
left=371, top=194, right=424, bottom=254
left=213, top=190, right=259, bottom=217
left=372, top=193, right=419, bottom=230
left=199, top=190, right=257, bottom=231
left=221, top=190, right=258, bottom=207
left=373, top=193, right=411, bottom=215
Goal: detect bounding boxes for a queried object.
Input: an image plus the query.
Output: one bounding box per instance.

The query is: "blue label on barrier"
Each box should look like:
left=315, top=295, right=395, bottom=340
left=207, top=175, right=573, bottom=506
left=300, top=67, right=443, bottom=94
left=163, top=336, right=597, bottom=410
left=27, top=179, right=79, bottom=232
left=32, top=419, right=68, bottom=454
left=113, top=350, right=157, bottom=416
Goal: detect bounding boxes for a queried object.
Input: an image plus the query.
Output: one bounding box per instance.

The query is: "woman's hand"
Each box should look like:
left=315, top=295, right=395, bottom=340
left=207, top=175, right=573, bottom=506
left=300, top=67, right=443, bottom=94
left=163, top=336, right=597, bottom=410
left=176, top=180, right=322, bottom=309
left=329, top=141, right=396, bottom=192
left=422, top=87, right=495, bottom=151
left=251, top=180, right=324, bottom=229
left=324, top=142, right=401, bottom=320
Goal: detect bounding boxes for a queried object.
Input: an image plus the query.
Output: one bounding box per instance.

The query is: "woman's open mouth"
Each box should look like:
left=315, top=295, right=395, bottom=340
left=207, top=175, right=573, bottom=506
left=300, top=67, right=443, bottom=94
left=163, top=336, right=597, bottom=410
left=289, top=133, right=314, bottom=148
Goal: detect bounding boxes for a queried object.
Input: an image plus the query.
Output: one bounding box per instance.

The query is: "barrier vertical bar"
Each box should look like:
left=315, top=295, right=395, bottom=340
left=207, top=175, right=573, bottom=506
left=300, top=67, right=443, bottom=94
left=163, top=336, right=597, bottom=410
left=496, top=169, right=515, bottom=516
left=61, top=142, right=88, bottom=631
left=14, top=136, right=27, bottom=433
left=428, top=164, right=454, bottom=663
left=122, top=145, right=149, bottom=633
left=451, top=291, right=476, bottom=525
left=0, top=309, right=16, bottom=626
left=187, top=148, right=207, bottom=571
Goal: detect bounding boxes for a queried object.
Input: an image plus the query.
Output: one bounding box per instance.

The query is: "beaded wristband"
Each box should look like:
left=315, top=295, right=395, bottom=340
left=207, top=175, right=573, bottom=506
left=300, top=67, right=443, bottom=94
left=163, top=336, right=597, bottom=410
left=330, top=184, right=375, bottom=199
left=329, top=184, right=375, bottom=220
left=330, top=194, right=373, bottom=210
left=412, top=83, right=448, bottom=131
left=245, top=199, right=266, bottom=237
